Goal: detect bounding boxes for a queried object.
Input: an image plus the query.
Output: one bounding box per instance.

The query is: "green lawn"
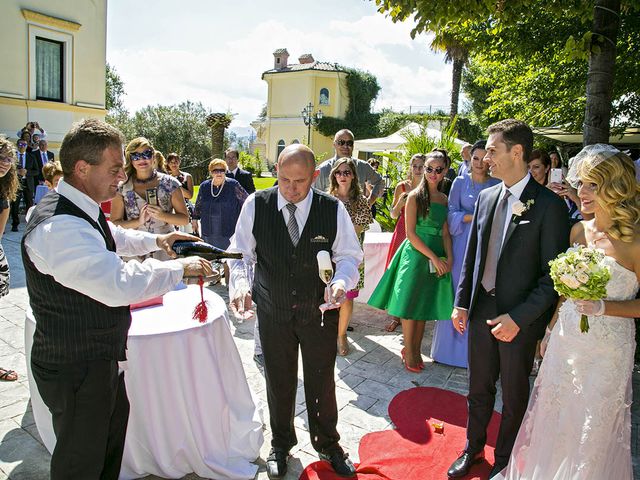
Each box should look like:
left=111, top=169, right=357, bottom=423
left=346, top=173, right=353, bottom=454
left=253, top=177, right=277, bottom=190
left=192, top=176, right=275, bottom=199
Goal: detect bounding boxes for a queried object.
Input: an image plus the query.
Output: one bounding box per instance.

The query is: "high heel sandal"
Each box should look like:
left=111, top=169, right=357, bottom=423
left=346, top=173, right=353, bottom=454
left=401, top=348, right=421, bottom=373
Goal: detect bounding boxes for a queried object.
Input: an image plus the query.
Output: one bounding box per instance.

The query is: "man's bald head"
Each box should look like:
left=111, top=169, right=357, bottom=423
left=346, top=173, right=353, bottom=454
left=334, top=129, right=354, bottom=142
left=278, top=144, right=316, bottom=171
left=276, top=144, right=319, bottom=204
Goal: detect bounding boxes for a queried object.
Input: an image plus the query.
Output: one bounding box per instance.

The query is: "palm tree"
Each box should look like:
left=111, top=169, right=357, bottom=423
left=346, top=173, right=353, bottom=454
left=430, top=29, right=469, bottom=121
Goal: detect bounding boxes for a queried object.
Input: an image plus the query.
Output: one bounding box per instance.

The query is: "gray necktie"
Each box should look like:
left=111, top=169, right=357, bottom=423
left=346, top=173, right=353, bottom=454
left=481, top=190, right=511, bottom=293
left=286, top=203, right=299, bottom=246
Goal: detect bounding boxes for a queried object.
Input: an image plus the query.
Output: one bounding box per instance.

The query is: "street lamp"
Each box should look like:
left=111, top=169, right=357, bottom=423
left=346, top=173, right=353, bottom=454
left=301, top=102, right=323, bottom=146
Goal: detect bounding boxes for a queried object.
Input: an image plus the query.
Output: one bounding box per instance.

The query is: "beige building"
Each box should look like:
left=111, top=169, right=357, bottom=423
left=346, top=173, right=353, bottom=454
left=0, top=1, right=108, bottom=150
left=252, top=49, right=349, bottom=165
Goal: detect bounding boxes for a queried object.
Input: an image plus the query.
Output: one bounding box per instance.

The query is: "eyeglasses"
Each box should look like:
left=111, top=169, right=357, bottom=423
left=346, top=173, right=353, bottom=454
left=335, top=140, right=354, bottom=147
left=425, top=166, right=445, bottom=174
left=210, top=168, right=226, bottom=174
left=334, top=170, right=352, bottom=177
left=130, top=149, right=154, bottom=161
left=0, top=156, right=13, bottom=164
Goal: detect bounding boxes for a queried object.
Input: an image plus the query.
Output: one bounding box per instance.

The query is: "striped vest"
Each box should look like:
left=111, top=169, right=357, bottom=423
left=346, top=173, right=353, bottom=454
left=252, top=187, right=337, bottom=322
left=22, top=193, right=131, bottom=363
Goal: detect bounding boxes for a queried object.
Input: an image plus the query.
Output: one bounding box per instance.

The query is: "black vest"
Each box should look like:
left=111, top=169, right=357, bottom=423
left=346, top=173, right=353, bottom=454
left=22, top=192, right=131, bottom=363
left=252, top=188, right=337, bottom=322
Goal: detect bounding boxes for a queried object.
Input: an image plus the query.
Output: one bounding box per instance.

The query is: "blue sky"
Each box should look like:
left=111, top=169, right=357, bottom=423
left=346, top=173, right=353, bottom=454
left=106, top=0, right=452, bottom=129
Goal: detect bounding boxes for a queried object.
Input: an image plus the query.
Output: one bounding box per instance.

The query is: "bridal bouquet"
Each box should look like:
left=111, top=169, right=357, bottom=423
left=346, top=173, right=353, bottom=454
left=548, top=245, right=610, bottom=333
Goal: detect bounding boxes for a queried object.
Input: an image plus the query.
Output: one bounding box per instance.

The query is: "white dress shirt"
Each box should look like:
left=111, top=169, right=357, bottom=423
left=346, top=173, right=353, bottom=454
left=496, top=172, right=531, bottom=245
left=24, top=179, right=184, bottom=307
left=228, top=188, right=363, bottom=298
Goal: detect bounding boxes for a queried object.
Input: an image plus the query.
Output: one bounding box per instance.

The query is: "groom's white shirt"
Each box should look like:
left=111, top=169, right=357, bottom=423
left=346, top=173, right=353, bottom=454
left=497, top=172, right=531, bottom=245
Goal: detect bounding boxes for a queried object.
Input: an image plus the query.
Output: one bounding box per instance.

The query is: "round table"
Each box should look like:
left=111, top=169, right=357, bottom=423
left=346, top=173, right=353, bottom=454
left=25, top=285, right=263, bottom=480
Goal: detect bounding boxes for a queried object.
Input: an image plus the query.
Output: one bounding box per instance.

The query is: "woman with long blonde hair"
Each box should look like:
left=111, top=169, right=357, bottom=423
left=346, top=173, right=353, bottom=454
left=110, top=137, right=188, bottom=259
left=498, top=145, right=640, bottom=479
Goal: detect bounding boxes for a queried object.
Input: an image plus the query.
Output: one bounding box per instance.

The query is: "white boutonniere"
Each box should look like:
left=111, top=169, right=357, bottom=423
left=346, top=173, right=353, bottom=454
left=511, top=199, right=534, bottom=222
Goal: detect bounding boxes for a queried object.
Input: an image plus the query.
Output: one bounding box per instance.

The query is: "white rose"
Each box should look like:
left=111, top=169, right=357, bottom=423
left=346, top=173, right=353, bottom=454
left=560, top=274, right=581, bottom=290
left=512, top=201, right=526, bottom=216
left=575, top=271, right=589, bottom=284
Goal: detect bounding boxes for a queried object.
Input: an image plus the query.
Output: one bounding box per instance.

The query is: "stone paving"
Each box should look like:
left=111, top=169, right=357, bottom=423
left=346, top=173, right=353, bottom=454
left=0, top=223, right=638, bottom=479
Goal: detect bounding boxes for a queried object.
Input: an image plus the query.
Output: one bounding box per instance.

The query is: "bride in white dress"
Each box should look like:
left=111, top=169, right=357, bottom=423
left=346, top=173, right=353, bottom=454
left=497, top=145, right=640, bottom=480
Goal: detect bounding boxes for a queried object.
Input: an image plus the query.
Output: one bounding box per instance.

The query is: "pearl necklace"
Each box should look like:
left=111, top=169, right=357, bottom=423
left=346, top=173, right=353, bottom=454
left=211, top=179, right=225, bottom=198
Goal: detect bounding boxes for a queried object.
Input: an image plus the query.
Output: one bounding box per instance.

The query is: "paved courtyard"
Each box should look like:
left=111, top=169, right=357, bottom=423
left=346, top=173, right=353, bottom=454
left=0, top=224, right=637, bottom=479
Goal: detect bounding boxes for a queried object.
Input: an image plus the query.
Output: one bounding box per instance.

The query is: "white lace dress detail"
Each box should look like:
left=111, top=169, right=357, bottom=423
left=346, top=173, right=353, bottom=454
left=500, top=256, right=638, bottom=479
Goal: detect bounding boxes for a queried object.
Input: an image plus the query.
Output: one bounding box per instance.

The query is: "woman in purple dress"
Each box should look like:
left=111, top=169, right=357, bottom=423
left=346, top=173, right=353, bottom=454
left=430, top=140, right=501, bottom=367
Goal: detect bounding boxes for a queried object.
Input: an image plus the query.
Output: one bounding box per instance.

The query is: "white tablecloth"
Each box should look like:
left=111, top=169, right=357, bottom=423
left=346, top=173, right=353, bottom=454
left=25, top=285, right=263, bottom=480
left=357, top=231, right=393, bottom=303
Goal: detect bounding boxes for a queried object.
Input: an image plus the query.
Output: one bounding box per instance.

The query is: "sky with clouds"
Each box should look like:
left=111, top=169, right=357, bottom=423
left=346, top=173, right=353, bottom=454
left=107, top=0, right=453, bottom=130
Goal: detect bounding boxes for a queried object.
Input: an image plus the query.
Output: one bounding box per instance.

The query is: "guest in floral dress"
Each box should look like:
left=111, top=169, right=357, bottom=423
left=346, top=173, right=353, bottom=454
left=110, top=137, right=189, bottom=260
left=328, top=158, right=372, bottom=355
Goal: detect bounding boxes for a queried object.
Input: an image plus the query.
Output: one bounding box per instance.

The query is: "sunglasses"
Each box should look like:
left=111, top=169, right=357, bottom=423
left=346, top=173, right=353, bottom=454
left=130, top=149, right=154, bottom=161
left=425, top=166, right=445, bottom=174
left=0, top=155, right=13, bottom=164
left=335, top=140, right=354, bottom=147
left=210, top=168, right=226, bottom=174
left=334, top=170, right=352, bottom=177
left=17, top=142, right=27, bottom=148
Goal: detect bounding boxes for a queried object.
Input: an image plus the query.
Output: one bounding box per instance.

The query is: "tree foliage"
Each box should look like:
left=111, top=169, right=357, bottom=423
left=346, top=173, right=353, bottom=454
left=105, top=63, right=125, bottom=112
left=316, top=67, right=381, bottom=139
left=375, top=120, right=462, bottom=231
left=373, top=0, right=640, bottom=143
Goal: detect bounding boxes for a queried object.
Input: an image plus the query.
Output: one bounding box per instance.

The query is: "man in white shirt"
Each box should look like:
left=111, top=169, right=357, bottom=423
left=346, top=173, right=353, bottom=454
left=229, top=144, right=362, bottom=479
left=23, top=118, right=212, bottom=480
left=313, top=129, right=384, bottom=206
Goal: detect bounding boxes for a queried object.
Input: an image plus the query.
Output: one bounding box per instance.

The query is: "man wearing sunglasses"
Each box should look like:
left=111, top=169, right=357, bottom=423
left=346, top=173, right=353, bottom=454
left=9, top=139, right=39, bottom=231
left=313, top=129, right=383, bottom=207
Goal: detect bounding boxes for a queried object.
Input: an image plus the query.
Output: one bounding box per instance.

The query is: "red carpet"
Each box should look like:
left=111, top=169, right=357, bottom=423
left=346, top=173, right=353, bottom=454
left=300, top=387, right=501, bottom=480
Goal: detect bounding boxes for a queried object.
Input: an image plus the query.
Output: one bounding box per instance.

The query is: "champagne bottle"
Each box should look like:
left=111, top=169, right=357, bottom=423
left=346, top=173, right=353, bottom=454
left=171, top=240, right=243, bottom=261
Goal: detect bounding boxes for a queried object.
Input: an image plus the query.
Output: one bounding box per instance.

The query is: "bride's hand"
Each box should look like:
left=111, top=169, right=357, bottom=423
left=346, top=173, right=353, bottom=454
left=540, top=326, right=552, bottom=357
left=574, top=299, right=605, bottom=316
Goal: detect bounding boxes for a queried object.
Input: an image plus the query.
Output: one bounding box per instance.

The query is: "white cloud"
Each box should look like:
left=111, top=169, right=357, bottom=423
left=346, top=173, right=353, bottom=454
left=108, top=14, right=451, bottom=128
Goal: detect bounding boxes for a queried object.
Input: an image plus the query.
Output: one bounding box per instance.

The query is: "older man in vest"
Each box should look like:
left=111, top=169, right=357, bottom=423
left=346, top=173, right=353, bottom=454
left=22, top=119, right=211, bottom=480
left=229, top=144, right=362, bottom=478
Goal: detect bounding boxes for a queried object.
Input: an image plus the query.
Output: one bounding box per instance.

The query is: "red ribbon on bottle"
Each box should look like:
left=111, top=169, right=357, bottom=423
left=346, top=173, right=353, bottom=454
left=192, top=276, right=209, bottom=323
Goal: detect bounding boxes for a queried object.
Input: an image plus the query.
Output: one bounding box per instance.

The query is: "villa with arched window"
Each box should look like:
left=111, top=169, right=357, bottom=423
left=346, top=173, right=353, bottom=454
left=251, top=49, right=349, bottom=166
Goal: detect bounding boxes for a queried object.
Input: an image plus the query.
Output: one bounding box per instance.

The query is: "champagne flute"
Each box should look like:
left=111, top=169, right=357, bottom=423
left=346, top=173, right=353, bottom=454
left=317, top=250, right=336, bottom=327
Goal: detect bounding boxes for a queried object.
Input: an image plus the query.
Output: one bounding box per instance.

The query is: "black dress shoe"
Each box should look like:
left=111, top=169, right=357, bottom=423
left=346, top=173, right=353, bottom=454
left=319, top=450, right=356, bottom=477
left=265, top=449, right=289, bottom=479
left=489, top=462, right=506, bottom=478
left=447, top=450, right=485, bottom=478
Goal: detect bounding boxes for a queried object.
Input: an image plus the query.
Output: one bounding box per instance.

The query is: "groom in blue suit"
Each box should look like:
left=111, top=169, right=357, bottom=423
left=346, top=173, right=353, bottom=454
left=447, top=119, right=570, bottom=478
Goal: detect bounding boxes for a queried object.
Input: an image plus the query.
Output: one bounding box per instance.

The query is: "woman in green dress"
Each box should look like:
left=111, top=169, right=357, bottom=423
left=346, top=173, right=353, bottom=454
left=368, top=151, right=454, bottom=372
